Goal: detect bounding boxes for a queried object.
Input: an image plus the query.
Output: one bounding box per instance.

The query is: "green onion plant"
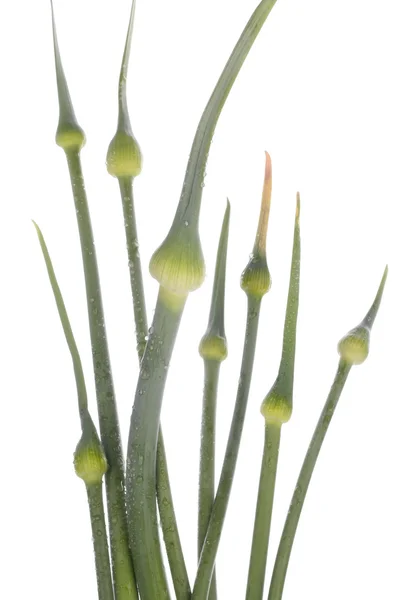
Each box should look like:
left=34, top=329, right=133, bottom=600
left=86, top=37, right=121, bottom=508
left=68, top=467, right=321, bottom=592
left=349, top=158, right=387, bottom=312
left=34, top=1, right=389, bottom=599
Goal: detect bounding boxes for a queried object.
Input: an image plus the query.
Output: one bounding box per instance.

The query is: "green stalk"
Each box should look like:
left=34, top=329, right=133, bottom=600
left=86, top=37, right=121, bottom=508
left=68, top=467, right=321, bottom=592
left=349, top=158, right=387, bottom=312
left=107, top=3, right=190, bottom=596
left=156, top=428, right=191, bottom=600
left=33, top=221, right=113, bottom=600
left=173, top=0, right=279, bottom=225
left=246, top=194, right=300, bottom=600
left=119, top=178, right=147, bottom=357
left=87, top=483, right=115, bottom=600
left=192, top=296, right=262, bottom=600
left=50, top=6, right=136, bottom=599
left=126, top=0, right=279, bottom=593
left=268, top=266, right=388, bottom=600
left=267, top=360, right=351, bottom=600
left=198, top=202, right=231, bottom=600
left=67, top=146, right=135, bottom=600
left=107, top=0, right=145, bottom=357
left=246, top=423, right=280, bottom=600
left=198, top=360, right=220, bottom=600
left=127, top=287, right=187, bottom=600
left=192, top=153, right=273, bottom=600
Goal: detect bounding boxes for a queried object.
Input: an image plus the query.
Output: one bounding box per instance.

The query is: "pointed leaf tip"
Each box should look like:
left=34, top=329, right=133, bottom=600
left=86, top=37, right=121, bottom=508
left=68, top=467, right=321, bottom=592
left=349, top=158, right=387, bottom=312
left=253, top=151, right=272, bottom=257
left=50, top=0, right=85, bottom=151
left=338, top=264, right=388, bottom=365
left=296, top=192, right=300, bottom=222
left=199, top=200, right=231, bottom=360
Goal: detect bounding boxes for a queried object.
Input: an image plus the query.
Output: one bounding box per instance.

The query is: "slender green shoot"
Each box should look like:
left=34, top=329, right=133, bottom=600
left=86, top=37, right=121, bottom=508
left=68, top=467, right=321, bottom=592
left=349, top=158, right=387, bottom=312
left=156, top=428, right=191, bottom=600
left=86, top=482, right=115, bottom=600
left=198, top=201, right=231, bottom=600
left=126, top=0, right=279, bottom=594
left=247, top=423, right=280, bottom=600
left=32, top=220, right=87, bottom=423
left=246, top=195, right=301, bottom=600
left=127, top=287, right=187, bottom=600
left=268, top=266, right=388, bottom=600
left=106, top=0, right=145, bottom=356
left=106, top=2, right=190, bottom=596
left=33, top=221, right=113, bottom=600
left=192, top=153, right=273, bottom=600
left=170, top=0, right=279, bottom=227
left=50, top=5, right=137, bottom=598
left=267, top=360, right=351, bottom=600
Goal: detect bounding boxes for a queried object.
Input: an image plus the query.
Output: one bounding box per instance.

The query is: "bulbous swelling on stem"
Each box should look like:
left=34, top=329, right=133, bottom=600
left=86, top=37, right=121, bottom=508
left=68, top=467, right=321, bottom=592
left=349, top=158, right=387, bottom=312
left=338, top=325, right=370, bottom=365
left=106, top=130, right=142, bottom=178
left=241, top=254, right=271, bottom=299
left=74, top=415, right=108, bottom=485
left=56, top=121, right=86, bottom=152
left=199, top=331, right=228, bottom=362
left=338, top=265, right=388, bottom=366
left=261, top=386, right=292, bottom=425
left=150, top=226, right=206, bottom=295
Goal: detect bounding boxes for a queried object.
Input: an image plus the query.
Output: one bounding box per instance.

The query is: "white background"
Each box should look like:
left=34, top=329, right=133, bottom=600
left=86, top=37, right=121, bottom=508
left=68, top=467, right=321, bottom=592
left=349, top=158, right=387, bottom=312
left=1, top=0, right=399, bottom=598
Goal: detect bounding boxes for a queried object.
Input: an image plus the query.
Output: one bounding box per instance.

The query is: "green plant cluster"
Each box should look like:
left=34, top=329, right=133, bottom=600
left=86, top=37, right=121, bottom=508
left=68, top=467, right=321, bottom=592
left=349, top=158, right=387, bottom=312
left=35, top=2, right=388, bottom=599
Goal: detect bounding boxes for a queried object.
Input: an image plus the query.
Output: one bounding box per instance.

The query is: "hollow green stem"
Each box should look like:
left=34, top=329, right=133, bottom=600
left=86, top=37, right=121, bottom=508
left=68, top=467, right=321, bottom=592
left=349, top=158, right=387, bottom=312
left=156, top=428, right=191, bottom=600
left=197, top=202, right=230, bottom=600
left=198, top=359, right=221, bottom=600
left=33, top=222, right=113, bottom=600
left=109, top=3, right=189, bottom=593
left=121, top=182, right=190, bottom=600
left=173, top=0, right=279, bottom=226
left=50, top=5, right=137, bottom=595
left=126, top=288, right=187, bottom=600
left=246, top=423, right=281, bottom=600
left=119, top=177, right=147, bottom=357
left=267, top=360, right=352, bottom=600
left=121, top=183, right=191, bottom=600
left=86, top=483, right=115, bottom=600
left=192, top=296, right=262, bottom=600
left=65, top=151, right=136, bottom=600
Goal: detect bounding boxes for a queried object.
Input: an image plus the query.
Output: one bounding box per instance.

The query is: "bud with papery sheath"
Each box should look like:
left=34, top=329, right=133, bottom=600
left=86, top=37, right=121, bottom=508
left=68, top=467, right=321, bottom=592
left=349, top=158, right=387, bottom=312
left=261, top=194, right=301, bottom=426
left=74, top=414, right=108, bottom=486
left=241, top=152, right=272, bottom=299
left=150, top=224, right=205, bottom=295
left=199, top=200, right=230, bottom=362
left=338, top=266, right=388, bottom=366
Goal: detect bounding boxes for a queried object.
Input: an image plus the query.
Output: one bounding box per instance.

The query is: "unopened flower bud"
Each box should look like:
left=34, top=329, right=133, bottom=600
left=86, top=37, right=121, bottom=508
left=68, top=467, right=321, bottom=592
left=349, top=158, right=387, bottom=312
left=56, top=122, right=86, bottom=152
left=261, top=387, right=292, bottom=425
left=150, top=226, right=205, bottom=295
left=199, top=332, right=228, bottom=362
left=74, top=415, right=108, bottom=486
left=106, top=130, right=142, bottom=178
